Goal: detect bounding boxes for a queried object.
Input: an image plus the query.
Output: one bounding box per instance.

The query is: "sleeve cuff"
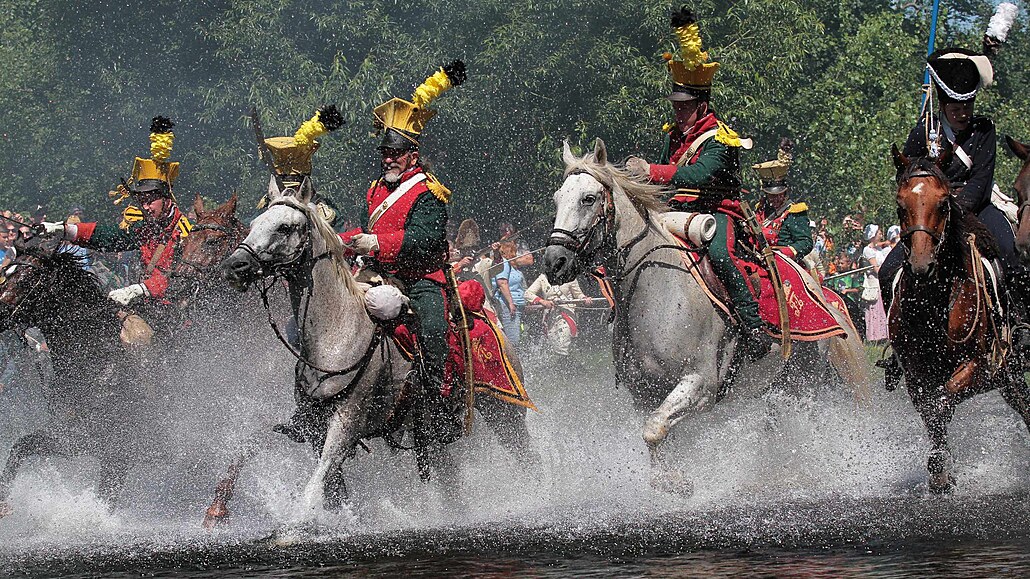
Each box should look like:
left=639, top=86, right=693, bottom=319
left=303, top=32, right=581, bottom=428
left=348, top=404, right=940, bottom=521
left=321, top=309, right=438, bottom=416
left=71, top=222, right=94, bottom=242
left=649, top=164, right=677, bottom=184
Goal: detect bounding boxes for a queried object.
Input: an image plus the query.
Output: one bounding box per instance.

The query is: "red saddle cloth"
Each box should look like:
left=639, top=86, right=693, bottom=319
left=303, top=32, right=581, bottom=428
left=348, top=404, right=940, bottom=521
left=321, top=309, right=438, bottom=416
left=672, top=234, right=847, bottom=341
left=388, top=280, right=536, bottom=410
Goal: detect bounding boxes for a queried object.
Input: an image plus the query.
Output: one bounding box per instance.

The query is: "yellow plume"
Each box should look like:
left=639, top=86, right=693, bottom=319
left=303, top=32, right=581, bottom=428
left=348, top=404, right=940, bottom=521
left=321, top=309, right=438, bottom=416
left=674, top=23, right=708, bottom=70
left=150, top=131, right=174, bottom=162
left=294, top=112, right=328, bottom=149
left=412, top=69, right=453, bottom=109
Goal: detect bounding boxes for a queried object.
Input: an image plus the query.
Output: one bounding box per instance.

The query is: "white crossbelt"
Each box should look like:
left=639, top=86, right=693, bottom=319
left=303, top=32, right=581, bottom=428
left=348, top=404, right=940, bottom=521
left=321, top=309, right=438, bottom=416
left=367, top=172, right=427, bottom=230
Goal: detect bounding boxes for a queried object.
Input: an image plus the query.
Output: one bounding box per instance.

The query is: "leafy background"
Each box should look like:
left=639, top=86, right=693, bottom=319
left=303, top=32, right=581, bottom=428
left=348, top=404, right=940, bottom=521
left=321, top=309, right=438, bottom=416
left=1, top=0, right=1025, bottom=238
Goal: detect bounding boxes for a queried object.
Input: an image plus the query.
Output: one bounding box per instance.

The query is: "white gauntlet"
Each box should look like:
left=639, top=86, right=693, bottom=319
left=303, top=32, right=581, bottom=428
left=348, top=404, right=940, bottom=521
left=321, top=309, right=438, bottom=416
left=349, top=233, right=380, bottom=256
left=108, top=283, right=149, bottom=306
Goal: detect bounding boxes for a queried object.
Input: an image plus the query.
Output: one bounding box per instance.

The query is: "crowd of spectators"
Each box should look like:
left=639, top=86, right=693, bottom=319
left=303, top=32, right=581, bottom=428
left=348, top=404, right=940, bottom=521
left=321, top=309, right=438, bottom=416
left=807, top=213, right=901, bottom=343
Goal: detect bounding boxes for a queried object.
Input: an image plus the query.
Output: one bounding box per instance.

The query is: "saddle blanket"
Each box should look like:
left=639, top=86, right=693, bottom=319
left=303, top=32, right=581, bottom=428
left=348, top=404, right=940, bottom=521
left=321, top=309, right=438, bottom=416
left=390, top=280, right=536, bottom=410
left=673, top=235, right=847, bottom=341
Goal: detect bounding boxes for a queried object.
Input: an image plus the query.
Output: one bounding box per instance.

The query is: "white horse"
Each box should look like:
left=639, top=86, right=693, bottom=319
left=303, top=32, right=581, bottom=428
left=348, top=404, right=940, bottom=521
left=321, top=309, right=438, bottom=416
left=543, top=139, right=868, bottom=494
left=210, top=177, right=532, bottom=522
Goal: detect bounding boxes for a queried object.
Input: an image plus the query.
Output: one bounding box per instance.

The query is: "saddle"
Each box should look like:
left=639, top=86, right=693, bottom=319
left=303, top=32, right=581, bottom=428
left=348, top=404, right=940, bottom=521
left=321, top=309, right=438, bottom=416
left=662, top=220, right=849, bottom=341
left=362, top=276, right=535, bottom=410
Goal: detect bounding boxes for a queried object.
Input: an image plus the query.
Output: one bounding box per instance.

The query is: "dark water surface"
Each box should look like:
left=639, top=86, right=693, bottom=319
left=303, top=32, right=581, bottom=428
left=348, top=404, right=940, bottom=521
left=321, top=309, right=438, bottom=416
left=6, top=495, right=1030, bottom=578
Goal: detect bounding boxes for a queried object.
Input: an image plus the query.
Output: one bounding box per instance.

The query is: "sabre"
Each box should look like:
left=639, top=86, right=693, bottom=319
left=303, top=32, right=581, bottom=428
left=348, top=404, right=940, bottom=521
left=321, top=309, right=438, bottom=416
left=823, top=265, right=874, bottom=283
left=251, top=106, right=285, bottom=191
left=1, top=214, right=35, bottom=230
left=740, top=200, right=792, bottom=359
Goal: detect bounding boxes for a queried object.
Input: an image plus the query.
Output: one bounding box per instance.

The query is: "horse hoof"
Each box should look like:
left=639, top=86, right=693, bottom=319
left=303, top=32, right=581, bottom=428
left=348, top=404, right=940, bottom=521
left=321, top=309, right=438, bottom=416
left=202, top=504, right=229, bottom=529
left=928, top=473, right=956, bottom=495
left=650, top=470, right=695, bottom=497
left=0, top=503, right=11, bottom=519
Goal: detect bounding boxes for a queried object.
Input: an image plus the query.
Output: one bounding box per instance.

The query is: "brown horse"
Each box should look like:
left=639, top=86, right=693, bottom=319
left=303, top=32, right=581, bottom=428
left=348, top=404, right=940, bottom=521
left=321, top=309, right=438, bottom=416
left=173, top=194, right=247, bottom=296
left=889, top=144, right=1030, bottom=493
left=1004, top=135, right=1030, bottom=263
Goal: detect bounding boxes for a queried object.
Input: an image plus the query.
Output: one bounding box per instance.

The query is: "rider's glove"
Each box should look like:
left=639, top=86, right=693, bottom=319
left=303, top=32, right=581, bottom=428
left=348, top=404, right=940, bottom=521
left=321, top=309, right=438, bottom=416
left=39, top=221, right=75, bottom=240
left=349, top=233, right=380, bottom=256
left=108, top=283, right=149, bottom=306
left=625, top=157, right=650, bottom=177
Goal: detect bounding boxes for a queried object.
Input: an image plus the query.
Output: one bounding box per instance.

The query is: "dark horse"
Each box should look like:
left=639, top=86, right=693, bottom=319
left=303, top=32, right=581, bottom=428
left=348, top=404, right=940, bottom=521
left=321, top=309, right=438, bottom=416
left=888, top=144, right=1030, bottom=493
left=1005, top=135, right=1030, bottom=264
left=0, top=236, right=144, bottom=516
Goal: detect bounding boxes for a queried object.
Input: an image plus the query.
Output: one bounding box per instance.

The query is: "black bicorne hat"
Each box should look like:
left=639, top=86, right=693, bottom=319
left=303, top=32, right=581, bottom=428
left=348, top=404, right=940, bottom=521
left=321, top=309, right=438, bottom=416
left=378, top=127, right=420, bottom=151
left=927, top=47, right=993, bottom=103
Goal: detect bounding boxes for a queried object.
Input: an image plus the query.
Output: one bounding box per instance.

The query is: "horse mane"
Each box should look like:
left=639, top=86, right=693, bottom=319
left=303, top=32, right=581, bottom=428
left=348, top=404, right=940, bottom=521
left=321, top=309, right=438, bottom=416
left=269, top=195, right=361, bottom=296
left=948, top=196, right=1000, bottom=261
left=562, top=147, right=672, bottom=215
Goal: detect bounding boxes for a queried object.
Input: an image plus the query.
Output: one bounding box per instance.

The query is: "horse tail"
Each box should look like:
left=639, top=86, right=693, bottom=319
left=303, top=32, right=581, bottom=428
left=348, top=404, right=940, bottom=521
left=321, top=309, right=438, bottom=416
left=827, top=319, right=871, bottom=404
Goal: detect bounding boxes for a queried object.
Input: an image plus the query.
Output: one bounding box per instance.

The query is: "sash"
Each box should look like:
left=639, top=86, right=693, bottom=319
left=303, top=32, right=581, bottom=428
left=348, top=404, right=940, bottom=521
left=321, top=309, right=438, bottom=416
left=675, top=129, right=719, bottom=167
left=940, top=122, right=974, bottom=169
left=367, top=173, right=427, bottom=230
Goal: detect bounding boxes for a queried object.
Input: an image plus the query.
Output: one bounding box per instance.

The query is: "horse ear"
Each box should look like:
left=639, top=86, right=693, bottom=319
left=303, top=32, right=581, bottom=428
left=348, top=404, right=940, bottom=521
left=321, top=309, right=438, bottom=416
left=890, top=144, right=910, bottom=172
left=593, top=138, right=608, bottom=166
left=225, top=191, right=238, bottom=214
left=562, top=140, right=576, bottom=166
left=266, top=174, right=284, bottom=201
left=1006, top=134, right=1030, bottom=162
left=297, top=176, right=315, bottom=204
left=192, top=194, right=205, bottom=217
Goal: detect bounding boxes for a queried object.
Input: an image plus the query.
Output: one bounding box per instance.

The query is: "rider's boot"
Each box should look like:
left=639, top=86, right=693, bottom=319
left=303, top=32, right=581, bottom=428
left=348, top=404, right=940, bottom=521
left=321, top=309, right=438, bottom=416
left=735, top=297, right=772, bottom=361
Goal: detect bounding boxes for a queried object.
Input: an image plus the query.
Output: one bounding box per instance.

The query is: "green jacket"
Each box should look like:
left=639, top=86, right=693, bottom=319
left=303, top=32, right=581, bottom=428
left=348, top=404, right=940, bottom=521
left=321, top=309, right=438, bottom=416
left=758, top=200, right=813, bottom=259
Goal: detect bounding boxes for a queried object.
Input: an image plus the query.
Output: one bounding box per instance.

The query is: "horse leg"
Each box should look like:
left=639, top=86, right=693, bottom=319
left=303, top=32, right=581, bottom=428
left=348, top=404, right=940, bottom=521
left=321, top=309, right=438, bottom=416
left=202, top=431, right=272, bottom=529
left=301, top=408, right=358, bottom=515
left=0, top=430, right=64, bottom=518
left=1000, top=374, right=1030, bottom=433
left=476, top=395, right=538, bottom=468
left=642, top=372, right=713, bottom=496
left=918, top=396, right=957, bottom=494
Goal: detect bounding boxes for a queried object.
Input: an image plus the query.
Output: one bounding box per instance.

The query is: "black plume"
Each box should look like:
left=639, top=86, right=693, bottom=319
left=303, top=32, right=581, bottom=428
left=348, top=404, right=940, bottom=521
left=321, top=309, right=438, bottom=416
left=150, top=116, right=174, bottom=133
left=670, top=5, right=697, bottom=28
left=318, top=105, right=345, bottom=131
left=443, top=60, right=467, bottom=86
left=779, top=137, right=794, bottom=153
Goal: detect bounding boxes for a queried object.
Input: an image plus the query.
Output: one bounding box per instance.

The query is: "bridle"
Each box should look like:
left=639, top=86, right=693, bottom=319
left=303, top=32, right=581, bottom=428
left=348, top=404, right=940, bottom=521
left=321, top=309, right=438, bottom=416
left=236, top=196, right=384, bottom=396
left=546, top=172, right=617, bottom=265
left=545, top=172, right=692, bottom=286
left=898, top=170, right=951, bottom=262
left=176, top=220, right=246, bottom=275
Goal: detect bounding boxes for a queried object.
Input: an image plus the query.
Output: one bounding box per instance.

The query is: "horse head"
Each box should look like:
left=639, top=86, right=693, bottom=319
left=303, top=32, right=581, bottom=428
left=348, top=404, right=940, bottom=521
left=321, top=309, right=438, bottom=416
left=1005, top=135, right=1030, bottom=263
left=544, top=139, right=616, bottom=285
left=892, top=142, right=954, bottom=278
left=177, top=193, right=247, bottom=279
left=220, top=176, right=317, bottom=291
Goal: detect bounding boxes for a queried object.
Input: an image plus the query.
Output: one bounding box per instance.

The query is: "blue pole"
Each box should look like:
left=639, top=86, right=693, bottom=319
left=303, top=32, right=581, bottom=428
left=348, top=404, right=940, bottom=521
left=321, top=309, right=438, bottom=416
left=920, top=0, right=943, bottom=109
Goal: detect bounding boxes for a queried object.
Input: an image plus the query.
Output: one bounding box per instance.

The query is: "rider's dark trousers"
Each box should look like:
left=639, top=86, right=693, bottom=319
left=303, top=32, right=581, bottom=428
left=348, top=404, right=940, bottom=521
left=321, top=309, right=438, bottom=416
left=879, top=204, right=1027, bottom=310
left=709, top=213, right=764, bottom=329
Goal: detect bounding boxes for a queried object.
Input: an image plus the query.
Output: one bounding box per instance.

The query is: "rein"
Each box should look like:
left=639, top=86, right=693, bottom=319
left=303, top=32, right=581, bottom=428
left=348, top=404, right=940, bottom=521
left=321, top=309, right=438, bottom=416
left=239, top=201, right=384, bottom=394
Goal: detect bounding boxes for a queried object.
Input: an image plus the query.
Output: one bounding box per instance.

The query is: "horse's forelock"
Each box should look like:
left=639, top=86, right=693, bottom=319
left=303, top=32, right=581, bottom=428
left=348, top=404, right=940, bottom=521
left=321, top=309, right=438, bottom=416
left=561, top=148, right=669, bottom=214
left=267, top=196, right=360, bottom=295
left=898, top=157, right=949, bottom=190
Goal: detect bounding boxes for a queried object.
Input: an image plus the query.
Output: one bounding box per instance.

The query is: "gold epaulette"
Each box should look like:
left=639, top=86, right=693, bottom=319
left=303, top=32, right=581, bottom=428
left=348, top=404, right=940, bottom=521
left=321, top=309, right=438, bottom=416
left=120, top=205, right=144, bottom=230
left=425, top=173, right=451, bottom=203
left=714, top=121, right=743, bottom=147
left=176, top=215, right=192, bottom=237
left=661, top=121, right=675, bottom=133
left=788, top=202, right=809, bottom=214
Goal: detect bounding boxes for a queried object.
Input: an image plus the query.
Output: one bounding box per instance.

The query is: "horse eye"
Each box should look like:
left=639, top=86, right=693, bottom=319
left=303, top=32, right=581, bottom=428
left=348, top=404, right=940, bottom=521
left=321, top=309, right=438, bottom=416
left=582, top=195, right=597, bottom=205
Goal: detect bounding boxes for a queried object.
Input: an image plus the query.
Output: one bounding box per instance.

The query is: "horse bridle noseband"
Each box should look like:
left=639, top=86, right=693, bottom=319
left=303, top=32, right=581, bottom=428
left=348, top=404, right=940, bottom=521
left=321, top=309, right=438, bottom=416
left=899, top=169, right=951, bottom=258
left=546, top=173, right=617, bottom=266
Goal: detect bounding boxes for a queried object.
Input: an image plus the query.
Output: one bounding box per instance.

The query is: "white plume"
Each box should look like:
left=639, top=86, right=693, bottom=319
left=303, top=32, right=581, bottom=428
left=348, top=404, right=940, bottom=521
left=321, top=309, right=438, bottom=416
left=986, top=2, right=1018, bottom=42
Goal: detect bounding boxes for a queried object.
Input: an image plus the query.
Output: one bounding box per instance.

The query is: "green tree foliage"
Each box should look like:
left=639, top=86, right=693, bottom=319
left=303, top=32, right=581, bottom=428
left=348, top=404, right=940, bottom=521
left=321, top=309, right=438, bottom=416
left=0, top=0, right=1025, bottom=234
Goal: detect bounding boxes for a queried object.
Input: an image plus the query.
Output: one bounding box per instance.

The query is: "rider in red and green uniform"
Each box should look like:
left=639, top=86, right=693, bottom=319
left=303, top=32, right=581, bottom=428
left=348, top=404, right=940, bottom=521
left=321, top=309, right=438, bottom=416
left=41, top=117, right=190, bottom=334
left=753, top=139, right=814, bottom=262
left=627, top=7, right=770, bottom=359
left=341, top=60, right=466, bottom=446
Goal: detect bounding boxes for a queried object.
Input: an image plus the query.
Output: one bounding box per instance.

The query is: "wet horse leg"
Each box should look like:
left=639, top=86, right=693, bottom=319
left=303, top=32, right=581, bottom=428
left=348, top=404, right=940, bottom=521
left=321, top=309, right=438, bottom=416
left=918, top=394, right=957, bottom=494
left=642, top=372, right=716, bottom=496
left=202, top=430, right=278, bottom=528
left=0, top=430, right=64, bottom=518
left=476, top=396, right=538, bottom=468
left=302, top=406, right=360, bottom=514
left=1000, top=372, right=1030, bottom=433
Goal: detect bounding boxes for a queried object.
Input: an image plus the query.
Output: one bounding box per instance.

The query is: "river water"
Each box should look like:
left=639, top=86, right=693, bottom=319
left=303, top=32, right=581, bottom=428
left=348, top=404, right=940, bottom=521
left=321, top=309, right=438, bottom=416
left=2, top=343, right=1030, bottom=577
